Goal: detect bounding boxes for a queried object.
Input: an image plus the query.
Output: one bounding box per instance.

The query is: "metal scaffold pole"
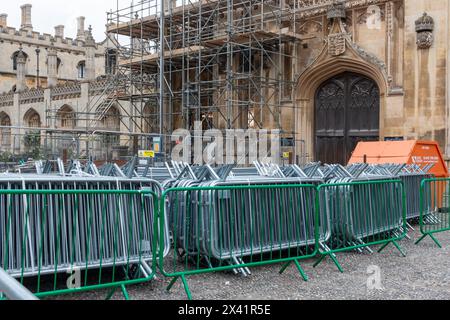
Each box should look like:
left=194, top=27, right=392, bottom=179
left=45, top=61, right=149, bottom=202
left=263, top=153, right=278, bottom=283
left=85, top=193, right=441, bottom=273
left=159, top=0, right=165, bottom=153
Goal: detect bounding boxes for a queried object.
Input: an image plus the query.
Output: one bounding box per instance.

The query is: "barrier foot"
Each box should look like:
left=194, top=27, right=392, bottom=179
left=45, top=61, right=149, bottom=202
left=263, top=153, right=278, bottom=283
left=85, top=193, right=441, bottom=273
left=377, top=242, right=390, bottom=253
left=329, top=255, right=344, bottom=273
left=167, top=276, right=192, bottom=299
left=279, top=260, right=308, bottom=281
left=429, top=234, right=443, bottom=248
left=414, top=234, right=427, bottom=245
left=415, top=234, right=442, bottom=248
left=166, top=276, right=179, bottom=292
left=106, top=285, right=129, bottom=300
left=378, top=241, right=407, bottom=257
left=392, top=241, right=407, bottom=257
left=279, top=261, right=292, bottom=274
left=313, top=254, right=343, bottom=273
left=294, top=260, right=308, bottom=282
left=105, top=287, right=118, bottom=300
left=120, top=285, right=130, bottom=300
left=181, top=275, right=192, bottom=300
left=312, top=255, right=325, bottom=269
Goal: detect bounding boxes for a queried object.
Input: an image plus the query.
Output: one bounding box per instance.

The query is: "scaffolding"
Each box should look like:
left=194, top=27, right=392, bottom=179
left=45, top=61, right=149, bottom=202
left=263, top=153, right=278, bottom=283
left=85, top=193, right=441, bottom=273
left=100, top=0, right=309, bottom=162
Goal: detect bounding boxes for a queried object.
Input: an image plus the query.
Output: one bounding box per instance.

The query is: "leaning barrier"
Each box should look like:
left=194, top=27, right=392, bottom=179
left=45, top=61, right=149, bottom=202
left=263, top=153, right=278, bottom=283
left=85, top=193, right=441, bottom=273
left=416, top=178, right=450, bottom=248
left=0, top=267, right=38, bottom=300
left=0, top=177, right=169, bottom=299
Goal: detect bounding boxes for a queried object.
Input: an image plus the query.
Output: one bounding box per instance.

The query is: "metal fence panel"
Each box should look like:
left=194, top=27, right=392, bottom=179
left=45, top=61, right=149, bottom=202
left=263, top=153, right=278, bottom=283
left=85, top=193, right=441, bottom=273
left=0, top=187, right=167, bottom=299
left=315, top=180, right=407, bottom=272
left=158, top=183, right=320, bottom=299
left=416, top=178, right=450, bottom=248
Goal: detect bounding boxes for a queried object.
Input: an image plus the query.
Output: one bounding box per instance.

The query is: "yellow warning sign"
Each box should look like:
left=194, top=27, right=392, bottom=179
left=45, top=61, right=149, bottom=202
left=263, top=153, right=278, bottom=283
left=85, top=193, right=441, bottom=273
left=283, top=152, right=290, bottom=159
left=139, top=150, right=155, bottom=158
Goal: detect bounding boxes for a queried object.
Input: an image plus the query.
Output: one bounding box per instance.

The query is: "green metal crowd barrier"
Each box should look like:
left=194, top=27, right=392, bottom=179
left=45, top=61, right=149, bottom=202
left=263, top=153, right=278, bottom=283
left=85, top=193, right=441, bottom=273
left=1, top=180, right=422, bottom=300
left=157, top=184, right=319, bottom=300
left=0, top=189, right=162, bottom=300
left=314, top=180, right=407, bottom=272
left=416, top=178, right=450, bottom=248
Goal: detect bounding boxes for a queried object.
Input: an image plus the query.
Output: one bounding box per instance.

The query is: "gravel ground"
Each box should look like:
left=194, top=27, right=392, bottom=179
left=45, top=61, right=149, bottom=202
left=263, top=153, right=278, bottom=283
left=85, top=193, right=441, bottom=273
left=50, top=228, right=450, bottom=300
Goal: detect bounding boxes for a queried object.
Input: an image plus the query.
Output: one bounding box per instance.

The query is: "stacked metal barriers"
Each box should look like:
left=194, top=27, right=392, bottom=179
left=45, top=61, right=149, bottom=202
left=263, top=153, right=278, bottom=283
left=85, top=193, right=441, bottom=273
left=158, top=162, right=410, bottom=295
left=348, top=163, right=433, bottom=220
left=162, top=162, right=415, bottom=263
left=394, top=165, right=433, bottom=220
left=0, top=173, right=170, bottom=296
left=0, top=159, right=436, bottom=299
left=159, top=162, right=325, bottom=277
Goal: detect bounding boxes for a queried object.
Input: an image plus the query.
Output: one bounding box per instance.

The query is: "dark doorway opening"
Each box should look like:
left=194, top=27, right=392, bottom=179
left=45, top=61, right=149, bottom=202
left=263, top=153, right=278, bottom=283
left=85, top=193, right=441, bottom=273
left=314, top=72, right=380, bottom=165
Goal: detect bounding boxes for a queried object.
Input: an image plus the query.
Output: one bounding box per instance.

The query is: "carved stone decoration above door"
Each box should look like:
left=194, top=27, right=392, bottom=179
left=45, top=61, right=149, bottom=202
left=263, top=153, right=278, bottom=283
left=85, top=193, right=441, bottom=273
left=304, top=1, right=387, bottom=78
left=294, top=2, right=389, bottom=166
left=326, top=1, right=352, bottom=57
left=328, top=33, right=346, bottom=56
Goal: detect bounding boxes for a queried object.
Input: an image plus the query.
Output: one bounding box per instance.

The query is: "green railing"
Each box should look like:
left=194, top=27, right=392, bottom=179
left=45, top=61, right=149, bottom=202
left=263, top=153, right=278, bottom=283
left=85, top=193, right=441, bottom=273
left=157, top=184, right=319, bottom=300
left=0, top=189, right=160, bottom=300
left=314, top=180, right=407, bottom=272
left=1, top=180, right=415, bottom=300
left=416, top=178, right=450, bottom=248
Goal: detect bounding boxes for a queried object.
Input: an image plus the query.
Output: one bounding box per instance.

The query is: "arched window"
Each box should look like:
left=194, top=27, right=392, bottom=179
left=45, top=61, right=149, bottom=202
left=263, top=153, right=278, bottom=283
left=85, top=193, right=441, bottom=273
left=0, top=112, right=11, bottom=148
left=23, top=109, right=42, bottom=156
left=12, top=50, right=29, bottom=71
left=57, top=105, right=76, bottom=129
left=100, top=105, right=121, bottom=146
left=24, top=108, right=41, bottom=128
left=57, top=57, right=62, bottom=73
left=101, top=105, right=120, bottom=131
left=143, top=103, right=158, bottom=133
left=77, top=60, right=86, bottom=79
left=105, top=49, right=117, bottom=75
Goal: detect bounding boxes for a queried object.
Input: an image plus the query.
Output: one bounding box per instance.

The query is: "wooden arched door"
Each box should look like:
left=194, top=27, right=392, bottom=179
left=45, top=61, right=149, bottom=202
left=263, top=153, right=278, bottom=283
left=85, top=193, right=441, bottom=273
left=314, top=72, right=380, bottom=165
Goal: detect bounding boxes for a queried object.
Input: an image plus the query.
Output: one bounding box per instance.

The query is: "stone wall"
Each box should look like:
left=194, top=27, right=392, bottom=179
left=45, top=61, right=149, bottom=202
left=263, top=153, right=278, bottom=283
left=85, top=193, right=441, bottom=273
left=291, top=0, right=450, bottom=159
left=0, top=22, right=115, bottom=93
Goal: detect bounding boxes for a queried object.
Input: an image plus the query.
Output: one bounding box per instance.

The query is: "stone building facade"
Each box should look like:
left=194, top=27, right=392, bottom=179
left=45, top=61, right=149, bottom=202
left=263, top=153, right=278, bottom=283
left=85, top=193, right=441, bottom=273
left=0, top=5, right=116, bottom=93
left=1, top=0, right=450, bottom=165
left=0, top=4, right=126, bottom=160
left=291, top=0, right=450, bottom=164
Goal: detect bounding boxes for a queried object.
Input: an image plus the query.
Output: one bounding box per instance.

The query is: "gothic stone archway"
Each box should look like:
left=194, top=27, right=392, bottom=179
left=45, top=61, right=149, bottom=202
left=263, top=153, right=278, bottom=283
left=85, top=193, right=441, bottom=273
left=315, top=72, right=380, bottom=164
left=295, top=31, right=388, bottom=164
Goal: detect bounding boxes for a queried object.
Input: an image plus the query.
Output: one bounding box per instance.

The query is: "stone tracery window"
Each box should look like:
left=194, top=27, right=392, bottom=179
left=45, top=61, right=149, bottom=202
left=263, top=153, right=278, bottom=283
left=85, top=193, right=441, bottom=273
left=12, top=50, right=28, bottom=71
left=101, top=105, right=121, bottom=131
left=143, top=103, right=158, bottom=133
left=100, top=105, right=121, bottom=145
left=24, top=109, right=41, bottom=128
left=0, top=112, right=11, bottom=148
left=77, top=60, right=86, bottom=79
left=105, top=49, right=117, bottom=75
left=57, top=105, right=76, bottom=129
left=57, top=57, right=62, bottom=74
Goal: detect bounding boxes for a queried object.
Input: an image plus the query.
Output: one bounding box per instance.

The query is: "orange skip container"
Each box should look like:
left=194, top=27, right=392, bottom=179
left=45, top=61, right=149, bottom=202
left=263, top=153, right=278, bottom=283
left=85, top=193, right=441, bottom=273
left=348, top=140, right=449, bottom=178
left=349, top=140, right=449, bottom=209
